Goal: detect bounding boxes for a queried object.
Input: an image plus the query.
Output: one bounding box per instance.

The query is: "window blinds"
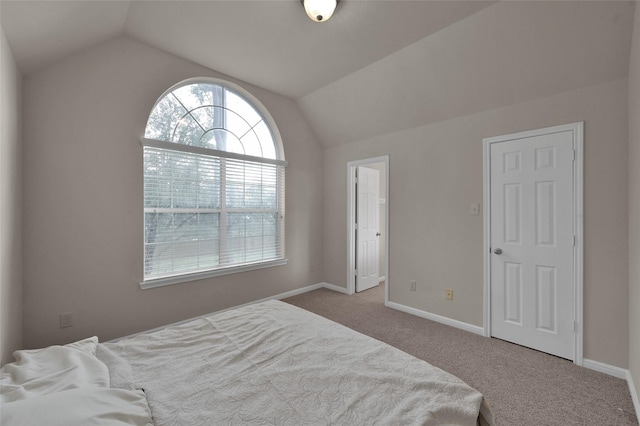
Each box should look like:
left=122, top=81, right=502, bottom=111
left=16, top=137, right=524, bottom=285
left=143, top=145, right=285, bottom=280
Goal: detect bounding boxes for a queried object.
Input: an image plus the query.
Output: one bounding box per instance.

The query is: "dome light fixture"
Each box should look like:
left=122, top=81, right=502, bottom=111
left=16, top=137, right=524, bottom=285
left=302, top=0, right=338, bottom=23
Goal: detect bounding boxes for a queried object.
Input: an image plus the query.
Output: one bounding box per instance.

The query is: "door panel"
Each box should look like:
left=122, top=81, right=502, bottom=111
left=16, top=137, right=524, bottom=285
left=490, top=130, right=575, bottom=359
left=535, top=265, right=556, bottom=332
left=535, top=181, right=556, bottom=246
left=504, top=261, right=522, bottom=324
left=503, top=183, right=521, bottom=244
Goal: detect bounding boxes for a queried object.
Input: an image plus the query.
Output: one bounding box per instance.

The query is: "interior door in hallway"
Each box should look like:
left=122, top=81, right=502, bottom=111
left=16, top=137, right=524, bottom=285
left=489, top=127, right=577, bottom=360
left=356, top=166, right=380, bottom=292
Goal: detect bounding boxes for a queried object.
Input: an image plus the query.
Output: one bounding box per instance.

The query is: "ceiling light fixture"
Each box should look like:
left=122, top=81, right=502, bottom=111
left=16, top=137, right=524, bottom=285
left=302, top=0, right=338, bottom=23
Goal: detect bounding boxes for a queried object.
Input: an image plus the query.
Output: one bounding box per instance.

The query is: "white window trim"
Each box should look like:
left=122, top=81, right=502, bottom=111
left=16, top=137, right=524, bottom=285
left=140, top=258, right=289, bottom=290
left=140, top=78, right=286, bottom=289
left=141, top=138, right=288, bottom=167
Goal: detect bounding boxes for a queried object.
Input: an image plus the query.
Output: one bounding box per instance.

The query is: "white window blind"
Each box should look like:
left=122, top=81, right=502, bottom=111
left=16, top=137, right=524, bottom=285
left=142, top=80, right=286, bottom=285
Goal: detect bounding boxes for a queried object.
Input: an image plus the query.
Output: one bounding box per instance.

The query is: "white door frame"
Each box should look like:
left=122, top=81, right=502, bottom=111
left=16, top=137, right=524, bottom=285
left=347, top=156, right=390, bottom=304
left=482, top=122, right=584, bottom=365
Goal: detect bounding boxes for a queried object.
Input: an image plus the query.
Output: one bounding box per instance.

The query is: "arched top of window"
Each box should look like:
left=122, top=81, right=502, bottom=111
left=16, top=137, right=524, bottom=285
left=144, top=79, right=284, bottom=162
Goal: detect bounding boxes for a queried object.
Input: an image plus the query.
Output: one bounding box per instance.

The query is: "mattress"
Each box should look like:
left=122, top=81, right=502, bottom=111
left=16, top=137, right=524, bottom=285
left=98, top=300, right=491, bottom=425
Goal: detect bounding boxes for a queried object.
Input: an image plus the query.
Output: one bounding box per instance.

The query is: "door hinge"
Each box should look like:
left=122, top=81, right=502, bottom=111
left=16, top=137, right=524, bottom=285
left=572, top=150, right=576, bottom=162
left=573, top=235, right=576, bottom=247
left=354, top=269, right=358, bottom=277
left=573, top=321, right=579, bottom=333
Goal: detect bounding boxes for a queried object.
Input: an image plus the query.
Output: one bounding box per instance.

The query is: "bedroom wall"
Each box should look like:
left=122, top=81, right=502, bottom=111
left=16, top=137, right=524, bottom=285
left=322, top=77, right=630, bottom=369
left=21, top=36, right=323, bottom=348
left=628, top=0, right=640, bottom=406
left=0, top=27, right=23, bottom=365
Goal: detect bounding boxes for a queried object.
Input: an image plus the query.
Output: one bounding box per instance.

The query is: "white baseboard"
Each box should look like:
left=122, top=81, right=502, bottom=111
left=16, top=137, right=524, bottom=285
left=583, top=359, right=640, bottom=421
left=241, top=282, right=640, bottom=421
left=386, top=301, right=485, bottom=336
left=273, top=285, right=640, bottom=422
left=110, top=283, right=325, bottom=342
left=320, top=282, right=351, bottom=294
left=582, top=358, right=628, bottom=379
left=212, top=282, right=325, bottom=312
left=275, top=283, right=325, bottom=299
left=226, top=283, right=640, bottom=423
left=111, top=281, right=640, bottom=422
left=626, top=370, right=640, bottom=422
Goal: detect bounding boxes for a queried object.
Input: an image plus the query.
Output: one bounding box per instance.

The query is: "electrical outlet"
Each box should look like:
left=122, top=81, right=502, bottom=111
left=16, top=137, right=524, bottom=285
left=410, top=280, right=416, bottom=291
left=60, top=312, right=73, bottom=329
left=445, top=289, right=453, bottom=300
left=470, top=203, right=480, bottom=215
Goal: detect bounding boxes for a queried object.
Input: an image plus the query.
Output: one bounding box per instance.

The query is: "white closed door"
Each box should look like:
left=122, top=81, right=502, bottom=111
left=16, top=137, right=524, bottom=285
left=489, top=128, right=576, bottom=360
left=356, top=166, right=380, bottom=292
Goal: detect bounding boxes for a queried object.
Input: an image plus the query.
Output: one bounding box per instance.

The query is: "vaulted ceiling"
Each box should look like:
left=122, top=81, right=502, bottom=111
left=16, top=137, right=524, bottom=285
left=0, top=0, right=494, bottom=98
left=1, top=1, right=636, bottom=147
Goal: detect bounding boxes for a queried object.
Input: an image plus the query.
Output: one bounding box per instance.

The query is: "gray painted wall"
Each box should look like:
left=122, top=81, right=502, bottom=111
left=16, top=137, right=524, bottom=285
left=2, top=1, right=637, bottom=386
left=21, top=36, right=324, bottom=349
left=314, top=0, right=635, bottom=371
left=322, top=78, right=630, bottom=368
left=0, top=27, right=23, bottom=365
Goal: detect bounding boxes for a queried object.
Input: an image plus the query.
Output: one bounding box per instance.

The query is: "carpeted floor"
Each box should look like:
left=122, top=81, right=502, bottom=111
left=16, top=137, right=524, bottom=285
left=283, top=283, right=638, bottom=426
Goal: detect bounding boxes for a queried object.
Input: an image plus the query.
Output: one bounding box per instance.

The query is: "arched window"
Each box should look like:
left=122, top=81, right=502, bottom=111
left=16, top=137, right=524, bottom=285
left=142, top=79, right=286, bottom=287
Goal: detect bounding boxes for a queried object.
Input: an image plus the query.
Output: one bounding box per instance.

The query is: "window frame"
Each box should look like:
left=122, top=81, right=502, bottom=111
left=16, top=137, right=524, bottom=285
left=140, top=78, right=287, bottom=290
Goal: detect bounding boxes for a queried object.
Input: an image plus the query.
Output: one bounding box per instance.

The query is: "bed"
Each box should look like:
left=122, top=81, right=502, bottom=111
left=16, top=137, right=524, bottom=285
left=1, top=300, right=493, bottom=425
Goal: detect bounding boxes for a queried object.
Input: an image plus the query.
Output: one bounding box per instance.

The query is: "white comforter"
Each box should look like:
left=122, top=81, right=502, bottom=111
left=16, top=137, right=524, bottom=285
left=99, top=300, right=486, bottom=426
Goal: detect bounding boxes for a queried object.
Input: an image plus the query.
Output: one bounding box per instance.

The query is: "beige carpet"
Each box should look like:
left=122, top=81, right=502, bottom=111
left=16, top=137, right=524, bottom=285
left=284, top=284, right=638, bottom=426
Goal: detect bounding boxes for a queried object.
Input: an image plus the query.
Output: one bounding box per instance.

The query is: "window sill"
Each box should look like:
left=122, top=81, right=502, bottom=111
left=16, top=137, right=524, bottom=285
left=140, top=259, right=289, bottom=290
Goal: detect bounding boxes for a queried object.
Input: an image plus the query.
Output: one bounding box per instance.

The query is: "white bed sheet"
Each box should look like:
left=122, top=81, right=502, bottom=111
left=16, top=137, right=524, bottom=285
left=99, top=300, right=488, bottom=426
left=1, top=336, right=109, bottom=403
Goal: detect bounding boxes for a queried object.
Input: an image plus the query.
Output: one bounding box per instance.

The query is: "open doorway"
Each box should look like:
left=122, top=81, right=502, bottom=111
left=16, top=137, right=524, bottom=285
left=347, top=156, right=389, bottom=305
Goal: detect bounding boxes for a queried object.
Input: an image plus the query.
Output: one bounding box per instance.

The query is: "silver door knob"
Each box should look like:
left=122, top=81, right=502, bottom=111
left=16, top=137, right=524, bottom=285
left=493, top=248, right=502, bottom=255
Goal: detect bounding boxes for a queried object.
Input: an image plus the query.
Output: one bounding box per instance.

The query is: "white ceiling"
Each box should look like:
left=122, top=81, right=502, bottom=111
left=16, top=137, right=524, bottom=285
left=300, top=0, right=637, bottom=146
left=0, top=0, right=494, bottom=99
left=1, top=1, right=636, bottom=147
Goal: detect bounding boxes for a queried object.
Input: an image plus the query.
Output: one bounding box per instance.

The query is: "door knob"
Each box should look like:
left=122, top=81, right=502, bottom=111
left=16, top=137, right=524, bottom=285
left=493, top=248, right=502, bottom=255
left=376, top=232, right=381, bottom=237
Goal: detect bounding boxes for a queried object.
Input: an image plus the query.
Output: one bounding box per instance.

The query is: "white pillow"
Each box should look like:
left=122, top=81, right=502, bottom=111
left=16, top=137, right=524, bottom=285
left=64, top=336, right=100, bottom=356
left=0, top=337, right=109, bottom=403
left=1, top=387, right=154, bottom=426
